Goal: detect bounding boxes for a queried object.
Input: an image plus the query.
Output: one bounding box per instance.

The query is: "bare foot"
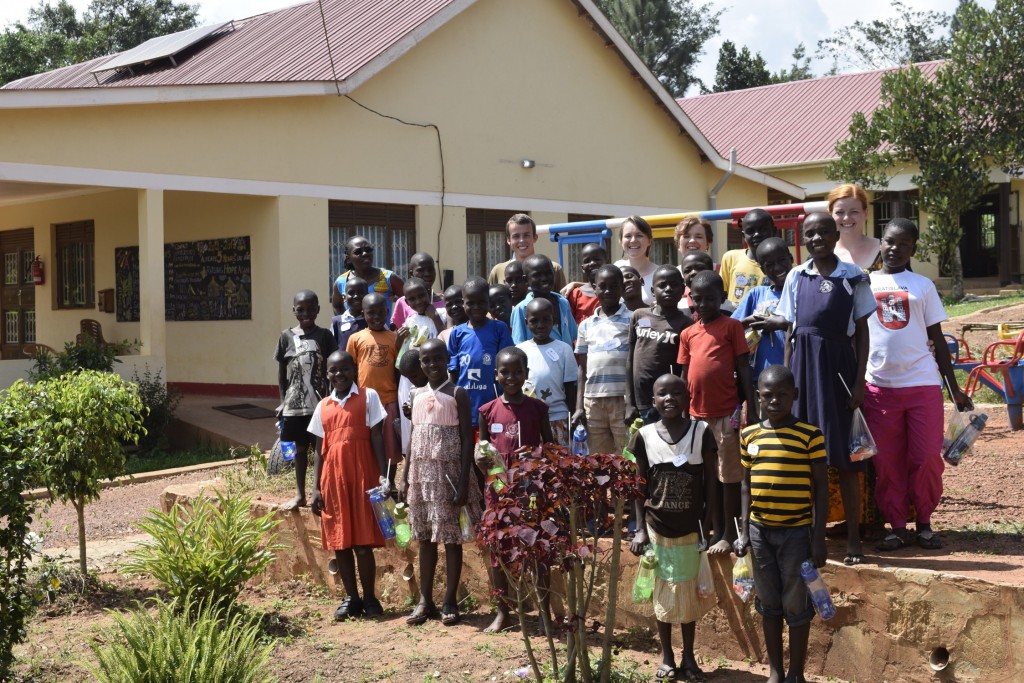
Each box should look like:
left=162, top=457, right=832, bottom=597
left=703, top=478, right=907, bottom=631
left=482, top=609, right=511, bottom=633
left=708, top=538, right=732, bottom=554
left=783, top=673, right=807, bottom=683
left=279, top=495, right=306, bottom=511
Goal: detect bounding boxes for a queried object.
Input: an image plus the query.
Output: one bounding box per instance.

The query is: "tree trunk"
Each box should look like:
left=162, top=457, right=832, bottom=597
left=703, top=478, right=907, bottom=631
left=73, top=498, right=87, bottom=576
left=951, top=244, right=965, bottom=302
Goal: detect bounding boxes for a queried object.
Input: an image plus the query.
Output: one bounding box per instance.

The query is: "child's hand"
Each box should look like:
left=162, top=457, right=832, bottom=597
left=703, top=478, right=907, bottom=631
left=310, top=491, right=324, bottom=517
left=732, top=533, right=749, bottom=557
left=396, top=324, right=411, bottom=347
left=402, top=400, right=413, bottom=419
left=848, top=383, right=865, bottom=411
left=629, top=528, right=648, bottom=556
left=754, top=315, right=789, bottom=334
left=571, top=409, right=587, bottom=431
left=397, top=479, right=407, bottom=504
left=812, top=535, right=827, bottom=568
left=952, top=389, right=974, bottom=412
left=560, top=282, right=583, bottom=297
left=624, top=407, right=640, bottom=427
left=453, top=480, right=468, bottom=507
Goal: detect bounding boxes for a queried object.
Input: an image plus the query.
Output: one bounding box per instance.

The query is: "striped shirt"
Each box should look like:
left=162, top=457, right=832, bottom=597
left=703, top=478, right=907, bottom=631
left=740, top=420, right=825, bottom=527
left=576, top=304, right=631, bottom=397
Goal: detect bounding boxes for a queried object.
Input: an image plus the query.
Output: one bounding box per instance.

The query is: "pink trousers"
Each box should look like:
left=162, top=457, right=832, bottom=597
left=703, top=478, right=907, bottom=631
left=863, top=383, right=944, bottom=527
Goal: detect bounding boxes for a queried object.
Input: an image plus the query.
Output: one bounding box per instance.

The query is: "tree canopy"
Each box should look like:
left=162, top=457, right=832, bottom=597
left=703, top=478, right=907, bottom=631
left=0, top=0, right=199, bottom=85
left=709, top=40, right=770, bottom=93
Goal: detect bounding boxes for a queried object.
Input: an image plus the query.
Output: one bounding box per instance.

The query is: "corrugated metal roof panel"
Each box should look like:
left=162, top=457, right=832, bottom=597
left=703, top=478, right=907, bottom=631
left=90, top=21, right=233, bottom=74
left=677, top=61, right=943, bottom=168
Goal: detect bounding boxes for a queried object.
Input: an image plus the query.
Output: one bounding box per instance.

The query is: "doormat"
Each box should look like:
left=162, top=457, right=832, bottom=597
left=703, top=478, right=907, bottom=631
left=213, top=404, right=277, bottom=420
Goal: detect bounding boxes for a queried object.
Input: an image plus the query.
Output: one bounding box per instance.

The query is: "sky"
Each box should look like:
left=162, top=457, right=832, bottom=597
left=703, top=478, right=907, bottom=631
left=0, top=0, right=996, bottom=94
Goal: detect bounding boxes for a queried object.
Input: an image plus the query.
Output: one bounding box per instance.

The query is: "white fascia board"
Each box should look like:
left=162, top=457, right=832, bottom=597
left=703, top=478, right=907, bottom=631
left=0, top=81, right=338, bottom=109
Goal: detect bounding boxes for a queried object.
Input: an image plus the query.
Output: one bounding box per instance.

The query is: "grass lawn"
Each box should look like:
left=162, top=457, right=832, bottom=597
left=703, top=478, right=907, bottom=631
left=123, top=447, right=246, bottom=475
left=944, top=292, right=1024, bottom=319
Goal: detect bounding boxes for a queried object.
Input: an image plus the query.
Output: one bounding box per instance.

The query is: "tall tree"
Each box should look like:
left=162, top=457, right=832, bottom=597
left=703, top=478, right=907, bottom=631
left=816, top=0, right=951, bottom=72
left=0, top=0, right=198, bottom=85
left=709, top=40, right=770, bottom=93
left=596, top=0, right=722, bottom=97
left=772, top=42, right=813, bottom=83
left=826, top=0, right=1024, bottom=300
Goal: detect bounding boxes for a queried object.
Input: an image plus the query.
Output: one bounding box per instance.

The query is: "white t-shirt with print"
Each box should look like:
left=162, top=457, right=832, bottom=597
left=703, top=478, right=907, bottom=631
left=516, top=338, right=577, bottom=421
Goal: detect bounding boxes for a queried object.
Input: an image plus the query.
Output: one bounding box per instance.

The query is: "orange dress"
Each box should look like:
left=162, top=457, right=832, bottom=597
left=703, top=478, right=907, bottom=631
left=318, top=390, right=385, bottom=550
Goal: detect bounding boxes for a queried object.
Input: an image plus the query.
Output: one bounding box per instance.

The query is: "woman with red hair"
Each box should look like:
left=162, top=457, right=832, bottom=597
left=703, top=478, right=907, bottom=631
left=830, top=183, right=882, bottom=271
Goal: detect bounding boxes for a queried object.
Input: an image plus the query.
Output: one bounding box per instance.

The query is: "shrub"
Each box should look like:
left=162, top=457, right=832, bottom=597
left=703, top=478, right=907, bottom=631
left=130, top=365, right=181, bottom=454
left=29, top=335, right=139, bottom=382
left=123, top=490, right=283, bottom=607
left=89, top=595, right=276, bottom=683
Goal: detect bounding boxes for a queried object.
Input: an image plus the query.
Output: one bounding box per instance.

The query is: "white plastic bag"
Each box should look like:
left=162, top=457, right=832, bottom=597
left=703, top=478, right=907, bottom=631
left=732, top=554, right=754, bottom=603
left=849, top=408, right=877, bottom=462
left=696, top=551, right=715, bottom=599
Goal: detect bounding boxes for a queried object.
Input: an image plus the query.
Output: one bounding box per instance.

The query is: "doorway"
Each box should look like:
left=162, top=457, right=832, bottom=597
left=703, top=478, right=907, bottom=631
left=0, top=228, right=36, bottom=359
left=960, top=192, right=1000, bottom=279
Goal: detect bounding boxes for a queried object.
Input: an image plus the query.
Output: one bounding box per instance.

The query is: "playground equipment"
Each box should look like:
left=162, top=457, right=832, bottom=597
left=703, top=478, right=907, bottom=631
left=945, top=328, right=1024, bottom=431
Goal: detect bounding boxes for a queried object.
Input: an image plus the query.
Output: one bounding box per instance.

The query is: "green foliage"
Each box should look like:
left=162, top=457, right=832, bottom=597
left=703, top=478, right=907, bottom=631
left=772, top=42, right=813, bottom=84
left=130, top=364, right=181, bottom=454
left=28, top=335, right=139, bottom=382
left=0, top=383, right=42, bottom=680
left=123, top=490, right=284, bottom=607
left=708, top=40, right=770, bottom=93
left=1, top=0, right=199, bottom=85
left=594, top=0, right=722, bottom=96
left=89, top=594, right=277, bottom=683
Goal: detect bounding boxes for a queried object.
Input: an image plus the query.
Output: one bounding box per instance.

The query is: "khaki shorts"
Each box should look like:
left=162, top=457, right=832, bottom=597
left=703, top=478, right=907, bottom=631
left=703, top=414, right=742, bottom=483
left=583, top=395, right=628, bottom=455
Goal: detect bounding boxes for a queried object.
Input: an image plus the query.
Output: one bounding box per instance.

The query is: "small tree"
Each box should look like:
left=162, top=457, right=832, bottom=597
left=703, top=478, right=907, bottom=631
left=708, top=40, right=770, bottom=93
left=29, top=370, right=145, bottom=574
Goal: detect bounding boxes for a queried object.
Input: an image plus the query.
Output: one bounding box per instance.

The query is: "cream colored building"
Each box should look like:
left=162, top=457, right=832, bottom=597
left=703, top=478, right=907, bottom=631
left=0, top=0, right=800, bottom=393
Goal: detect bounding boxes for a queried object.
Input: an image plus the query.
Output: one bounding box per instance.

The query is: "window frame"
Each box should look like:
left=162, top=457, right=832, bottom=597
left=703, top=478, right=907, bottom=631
left=54, top=220, right=95, bottom=310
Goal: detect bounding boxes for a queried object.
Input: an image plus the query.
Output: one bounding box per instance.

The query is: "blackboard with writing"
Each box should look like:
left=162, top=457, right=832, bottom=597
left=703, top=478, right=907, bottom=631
left=114, top=246, right=140, bottom=322
left=164, top=236, right=252, bottom=321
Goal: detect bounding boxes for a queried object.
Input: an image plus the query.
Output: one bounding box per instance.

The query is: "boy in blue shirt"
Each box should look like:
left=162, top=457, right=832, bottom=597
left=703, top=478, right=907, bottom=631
left=733, top=237, right=794, bottom=381
left=510, top=254, right=577, bottom=345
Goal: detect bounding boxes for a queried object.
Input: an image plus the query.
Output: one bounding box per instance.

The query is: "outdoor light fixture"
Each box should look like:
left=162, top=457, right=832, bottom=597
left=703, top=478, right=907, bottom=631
left=521, top=159, right=536, bottom=169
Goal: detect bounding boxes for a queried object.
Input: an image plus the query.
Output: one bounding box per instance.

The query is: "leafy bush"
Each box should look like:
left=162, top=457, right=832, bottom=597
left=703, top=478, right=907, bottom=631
left=89, top=595, right=276, bottom=683
left=123, top=490, right=283, bottom=607
left=29, top=335, right=139, bottom=382
left=130, top=365, right=181, bottom=454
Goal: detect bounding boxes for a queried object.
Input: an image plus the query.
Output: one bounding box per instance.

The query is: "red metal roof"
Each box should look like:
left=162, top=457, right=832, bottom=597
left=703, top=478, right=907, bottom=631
left=676, top=61, right=943, bottom=169
left=3, top=0, right=455, bottom=90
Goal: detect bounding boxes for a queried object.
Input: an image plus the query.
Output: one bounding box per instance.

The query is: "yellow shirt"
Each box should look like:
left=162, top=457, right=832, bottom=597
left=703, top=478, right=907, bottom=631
left=719, top=249, right=770, bottom=304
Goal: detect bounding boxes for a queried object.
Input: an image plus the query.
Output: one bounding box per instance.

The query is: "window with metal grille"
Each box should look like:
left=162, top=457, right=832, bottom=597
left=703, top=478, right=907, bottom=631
left=466, top=209, right=525, bottom=278
left=872, top=191, right=919, bottom=238
left=327, top=201, right=415, bottom=294
left=561, top=214, right=610, bottom=280
left=55, top=220, right=95, bottom=309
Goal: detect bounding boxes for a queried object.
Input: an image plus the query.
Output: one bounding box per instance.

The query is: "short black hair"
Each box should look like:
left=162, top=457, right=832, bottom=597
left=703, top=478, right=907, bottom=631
left=581, top=243, right=607, bottom=257
left=690, top=270, right=724, bottom=292
left=755, top=237, right=790, bottom=262
left=742, top=208, right=775, bottom=229
left=802, top=211, right=836, bottom=232
left=595, top=264, right=624, bottom=284
left=758, top=364, right=796, bottom=389
left=443, top=284, right=462, bottom=298
left=462, top=277, right=489, bottom=298
left=681, top=251, right=714, bottom=269
left=885, top=216, right=920, bottom=241
left=525, top=297, right=554, bottom=314
left=397, top=347, right=423, bottom=376
left=294, top=289, right=318, bottom=305
left=523, top=254, right=553, bottom=274
left=496, top=346, right=528, bottom=370
left=405, top=277, right=428, bottom=293
left=654, top=264, right=682, bottom=281
left=327, top=349, right=353, bottom=366
left=489, top=283, right=512, bottom=299
left=362, top=292, right=387, bottom=308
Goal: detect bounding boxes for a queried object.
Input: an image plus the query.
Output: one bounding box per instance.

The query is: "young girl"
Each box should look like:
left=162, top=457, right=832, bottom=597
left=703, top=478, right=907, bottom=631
left=478, top=347, right=553, bottom=633
left=308, top=350, right=389, bottom=621
left=400, top=339, right=481, bottom=626
left=775, top=212, right=876, bottom=566
left=864, top=219, right=972, bottom=551
left=398, top=277, right=447, bottom=341
left=629, top=373, right=716, bottom=682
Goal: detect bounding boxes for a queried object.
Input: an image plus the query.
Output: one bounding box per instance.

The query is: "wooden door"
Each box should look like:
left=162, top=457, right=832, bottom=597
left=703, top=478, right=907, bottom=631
left=0, top=229, right=36, bottom=359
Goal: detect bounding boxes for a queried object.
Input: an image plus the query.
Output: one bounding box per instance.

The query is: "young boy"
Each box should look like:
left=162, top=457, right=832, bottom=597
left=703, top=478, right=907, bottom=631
left=275, top=289, right=338, bottom=511
left=573, top=264, right=631, bottom=455
left=346, top=293, right=401, bottom=469
left=446, top=278, right=515, bottom=434
left=488, top=283, right=514, bottom=328
left=331, top=275, right=369, bottom=350
left=391, top=253, right=445, bottom=329
left=510, top=254, right=577, bottom=345
left=567, top=243, right=607, bottom=325
left=503, top=260, right=528, bottom=307
left=680, top=251, right=736, bottom=318
left=626, top=266, right=691, bottom=425
left=677, top=271, right=757, bottom=552
left=733, top=237, right=794, bottom=381
left=720, top=208, right=778, bottom=304
left=516, top=297, right=577, bottom=447
left=620, top=266, right=647, bottom=312
left=438, top=284, right=467, bottom=346
left=735, top=364, right=828, bottom=683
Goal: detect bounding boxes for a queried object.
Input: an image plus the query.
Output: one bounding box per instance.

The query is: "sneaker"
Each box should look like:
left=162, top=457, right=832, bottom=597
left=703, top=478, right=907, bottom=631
left=334, top=596, right=364, bottom=621
left=363, top=596, right=384, bottom=617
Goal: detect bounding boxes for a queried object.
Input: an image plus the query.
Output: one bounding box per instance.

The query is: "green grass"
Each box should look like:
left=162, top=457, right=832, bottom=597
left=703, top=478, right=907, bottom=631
left=122, top=448, right=244, bottom=475
left=944, top=292, right=1024, bottom=319
left=952, top=369, right=1004, bottom=405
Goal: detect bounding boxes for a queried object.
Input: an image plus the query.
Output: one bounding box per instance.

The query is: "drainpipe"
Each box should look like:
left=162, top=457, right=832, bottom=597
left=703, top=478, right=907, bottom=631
left=708, top=148, right=737, bottom=263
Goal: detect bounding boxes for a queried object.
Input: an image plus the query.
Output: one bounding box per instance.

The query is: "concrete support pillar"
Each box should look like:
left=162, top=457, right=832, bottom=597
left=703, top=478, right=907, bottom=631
left=137, top=189, right=166, bottom=360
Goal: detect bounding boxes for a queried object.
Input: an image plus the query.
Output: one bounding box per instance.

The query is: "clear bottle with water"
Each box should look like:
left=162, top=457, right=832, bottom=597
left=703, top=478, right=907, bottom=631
left=367, top=486, right=396, bottom=540
left=622, top=417, right=643, bottom=463
left=458, top=506, right=474, bottom=542
left=478, top=441, right=507, bottom=493
left=800, top=560, right=836, bottom=620
left=943, top=412, right=988, bottom=466
left=632, top=548, right=657, bottom=603
left=572, top=425, right=589, bottom=457
left=393, top=502, right=412, bottom=548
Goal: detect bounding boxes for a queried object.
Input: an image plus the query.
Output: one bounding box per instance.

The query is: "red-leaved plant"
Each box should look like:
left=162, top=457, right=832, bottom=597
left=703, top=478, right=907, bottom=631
left=477, top=443, right=645, bottom=683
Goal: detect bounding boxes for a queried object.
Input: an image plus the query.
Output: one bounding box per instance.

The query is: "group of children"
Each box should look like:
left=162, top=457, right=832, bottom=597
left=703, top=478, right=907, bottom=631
left=274, top=206, right=970, bottom=682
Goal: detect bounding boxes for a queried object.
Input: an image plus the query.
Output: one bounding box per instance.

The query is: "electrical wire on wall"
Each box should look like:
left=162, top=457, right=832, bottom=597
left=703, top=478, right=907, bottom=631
left=316, top=0, right=448, bottom=270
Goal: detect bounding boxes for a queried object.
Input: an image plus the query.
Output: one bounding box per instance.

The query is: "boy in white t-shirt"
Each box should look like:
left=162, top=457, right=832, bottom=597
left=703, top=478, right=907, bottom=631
left=863, top=219, right=972, bottom=553
left=516, top=297, right=577, bottom=447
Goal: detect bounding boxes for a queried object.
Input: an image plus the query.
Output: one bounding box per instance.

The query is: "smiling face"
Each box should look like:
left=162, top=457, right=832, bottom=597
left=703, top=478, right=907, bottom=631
left=680, top=253, right=712, bottom=290
left=404, top=281, right=431, bottom=315
left=408, top=254, right=437, bottom=289
left=880, top=224, right=917, bottom=273
left=678, top=221, right=710, bottom=254
left=292, top=292, right=319, bottom=330
left=362, top=295, right=388, bottom=331
left=326, top=353, right=356, bottom=395
left=524, top=258, right=554, bottom=297
left=831, top=196, right=867, bottom=238
left=344, top=278, right=368, bottom=316
left=651, top=267, right=684, bottom=310
left=621, top=267, right=643, bottom=301
left=756, top=242, right=794, bottom=291
left=525, top=298, right=554, bottom=342
left=802, top=214, right=839, bottom=261
left=488, top=285, right=513, bottom=322
left=443, top=286, right=467, bottom=325
left=507, top=220, right=536, bottom=260
left=462, top=284, right=490, bottom=325
left=621, top=220, right=651, bottom=261
left=503, top=262, right=528, bottom=303
left=594, top=267, right=624, bottom=313
left=580, top=244, right=608, bottom=284
left=417, top=339, right=450, bottom=385
left=346, top=237, right=375, bottom=270
left=495, top=353, right=527, bottom=398
left=652, top=374, right=688, bottom=420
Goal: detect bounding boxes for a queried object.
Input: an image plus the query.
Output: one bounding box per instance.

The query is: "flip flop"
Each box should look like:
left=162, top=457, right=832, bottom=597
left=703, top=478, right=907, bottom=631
left=843, top=552, right=866, bottom=566
left=875, top=531, right=911, bottom=552
left=406, top=602, right=438, bottom=625
left=440, top=603, right=460, bottom=626
left=678, top=664, right=707, bottom=682
left=917, top=532, right=943, bottom=549
left=654, top=664, right=676, bottom=680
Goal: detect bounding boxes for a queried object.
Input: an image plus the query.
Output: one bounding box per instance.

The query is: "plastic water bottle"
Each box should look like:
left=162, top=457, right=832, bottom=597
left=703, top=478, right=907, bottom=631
left=800, top=561, right=836, bottom=620
left=572, top=425, right=589, bottom=457
left=393, top=503, right=412, bottom=548
left=458, top=506, right=474, bottom=542
left=632, top=548, right=657, bottom=603
left=943, top=412, right=988, bottom=465
left=479, top=441, right=507, bottom=493
left=729, top=404, right=743, bottom=431
left=367, top=486, right=396, bottom=540
left=622, top=417, right=643, bottom=463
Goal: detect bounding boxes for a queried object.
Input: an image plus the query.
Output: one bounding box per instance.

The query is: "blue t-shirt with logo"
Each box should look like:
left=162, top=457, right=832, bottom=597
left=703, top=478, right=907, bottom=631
left=447, top=320, right=515, bottom=426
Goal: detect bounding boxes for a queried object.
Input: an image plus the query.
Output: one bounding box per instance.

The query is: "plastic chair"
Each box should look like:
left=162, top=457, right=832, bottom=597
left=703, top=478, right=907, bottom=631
left=964, top=329, right=1024, bottom=431
left=76, top=319, right=108, bottom=348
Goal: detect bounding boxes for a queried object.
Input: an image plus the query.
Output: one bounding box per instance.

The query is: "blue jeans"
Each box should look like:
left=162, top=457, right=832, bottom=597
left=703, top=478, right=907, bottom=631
left=748, top=522, right=814, bottom=626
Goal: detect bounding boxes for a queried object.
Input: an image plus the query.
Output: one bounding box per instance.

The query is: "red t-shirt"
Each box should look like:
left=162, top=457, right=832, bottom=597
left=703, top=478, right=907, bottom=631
left=676, top=315, right=747, bottom=418
left=568, top=287, right=601, bottom=326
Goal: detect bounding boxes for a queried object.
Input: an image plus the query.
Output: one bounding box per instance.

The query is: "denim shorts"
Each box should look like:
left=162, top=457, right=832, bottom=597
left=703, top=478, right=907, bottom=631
left=748, top=522, right=815, bottom=626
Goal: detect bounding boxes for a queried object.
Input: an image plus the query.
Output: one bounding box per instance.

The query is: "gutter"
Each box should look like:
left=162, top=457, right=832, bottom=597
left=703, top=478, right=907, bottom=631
left=707, top=148, right=737, bottom=262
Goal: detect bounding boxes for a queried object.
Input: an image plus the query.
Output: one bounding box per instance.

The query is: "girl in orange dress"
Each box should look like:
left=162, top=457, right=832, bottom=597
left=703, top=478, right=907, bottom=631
left=309, top=350, right=389, bottom=621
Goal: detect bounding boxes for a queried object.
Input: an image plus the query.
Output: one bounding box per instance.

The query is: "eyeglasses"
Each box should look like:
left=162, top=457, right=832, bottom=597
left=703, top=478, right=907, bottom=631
left=351, top=246, right=374, bottom=256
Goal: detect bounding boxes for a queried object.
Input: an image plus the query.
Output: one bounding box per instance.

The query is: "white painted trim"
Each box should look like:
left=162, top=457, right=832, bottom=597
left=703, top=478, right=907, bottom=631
left=0, top=82, right=338, bottom=109
left=0, top=161, right=686, bottom=216
left=0, top=186, right=112, bottom=208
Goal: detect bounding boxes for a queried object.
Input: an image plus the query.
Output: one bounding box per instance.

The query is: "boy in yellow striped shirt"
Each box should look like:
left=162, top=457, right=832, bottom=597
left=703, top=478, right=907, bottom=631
left=734, top=364, right=827, bottom=683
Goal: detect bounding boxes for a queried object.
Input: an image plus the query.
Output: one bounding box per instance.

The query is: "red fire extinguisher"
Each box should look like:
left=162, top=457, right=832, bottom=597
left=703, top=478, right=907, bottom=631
left=31, top=256, right=44, bottom=285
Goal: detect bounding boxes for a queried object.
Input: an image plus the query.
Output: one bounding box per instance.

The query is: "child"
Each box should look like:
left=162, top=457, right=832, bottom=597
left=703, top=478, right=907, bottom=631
left=510, top=254, right=578, bottom=345
left=400, top=339, right=482, bottom=626
left=677, top=271, right=757, bottom=553
left=620, top=265, right=647, bottom=312
left=397, top=347, right=429, bottom=462
left=573, top=265, right=631, bottom=455
left=864, top=218, right=972, bottom=552
left=626, top=266, right=690, bottom=425
left=680, top=251, right=736, bottom=317
left=438, top=284, right=467, bottom=346
left=397, top=277, right=447, bottom=340
left=720, top=209, right=778, bottom=304
left=274, top=289, right=338, bottom=511
left=516, top=297, right=577, bottom=447
left=503, top=260, right=528, bottom=307
left=775, top=211, right=875, bottom=566
left=391, top=253, right=445, bottom=329
left=331, top=275, right=368, bottom=347
left=308, top=350, right=389, bottom=620
left=346, top=293, right=402, bottom=469
left=734, top=365, right=828, bottom=683
left=567, top=243, right=607, bottom=325
left=478, top=347, right=554, bottom=633
left=446, top=278, right=515, bottom=436
left=733, top=237, right=794, bottom=381
left=488, top=284, right=514, bottom=328
left=629, top=374, right=717, bottom=682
